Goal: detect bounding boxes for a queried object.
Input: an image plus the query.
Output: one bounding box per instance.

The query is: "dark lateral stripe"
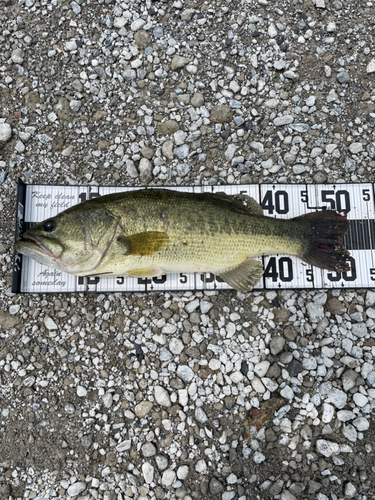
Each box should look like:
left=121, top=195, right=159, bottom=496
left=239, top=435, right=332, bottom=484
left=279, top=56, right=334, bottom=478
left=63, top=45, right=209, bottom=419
left=22, top=219, right=375, bottom=251
left=344, top=219, right=375, bottom=251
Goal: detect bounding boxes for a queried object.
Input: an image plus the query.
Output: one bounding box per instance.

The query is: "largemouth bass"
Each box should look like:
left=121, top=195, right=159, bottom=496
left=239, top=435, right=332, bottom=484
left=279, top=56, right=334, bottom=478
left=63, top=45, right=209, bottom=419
left=15, top=189, right=350, bottom=291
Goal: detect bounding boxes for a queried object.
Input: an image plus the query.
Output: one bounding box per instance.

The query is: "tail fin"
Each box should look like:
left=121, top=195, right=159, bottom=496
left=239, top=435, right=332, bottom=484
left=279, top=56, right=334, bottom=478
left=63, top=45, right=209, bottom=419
left=295, top=211, right=350, bottom=272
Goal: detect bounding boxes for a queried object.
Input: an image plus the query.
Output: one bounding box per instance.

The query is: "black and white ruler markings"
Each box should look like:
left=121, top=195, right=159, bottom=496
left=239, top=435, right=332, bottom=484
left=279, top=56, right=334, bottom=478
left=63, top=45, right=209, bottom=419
left=13, top=182, right=375, bottom=293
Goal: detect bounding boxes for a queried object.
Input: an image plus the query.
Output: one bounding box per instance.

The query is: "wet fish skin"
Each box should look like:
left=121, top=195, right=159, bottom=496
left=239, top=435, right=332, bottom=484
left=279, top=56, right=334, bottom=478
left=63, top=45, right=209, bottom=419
left=15, top=188, right=350, bottom=291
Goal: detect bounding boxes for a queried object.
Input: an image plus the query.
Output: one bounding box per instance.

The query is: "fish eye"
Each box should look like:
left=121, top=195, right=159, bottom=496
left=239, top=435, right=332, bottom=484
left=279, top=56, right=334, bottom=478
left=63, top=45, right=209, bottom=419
left=43, top=220, right=56, bottom=232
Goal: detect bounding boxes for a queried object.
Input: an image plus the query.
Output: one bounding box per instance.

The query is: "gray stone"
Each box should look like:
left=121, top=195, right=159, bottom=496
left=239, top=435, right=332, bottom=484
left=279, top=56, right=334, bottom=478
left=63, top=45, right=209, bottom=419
left=171, top=55, right=189, bottom=70
left=191, top=93, right=204, bottom=107
left=139, top=157, right=152, bottom=183
left=284, top=70, right=299, bottom=80
left=289, top=123, right=309, bottom=133
left=11, top=48, right=25, bottom=64
left=142, top=442, right=157, bottom=457
left=337, top=71, right=350, bottom=84
left=209, top=478, right=223, bottom=495
left=274, top=115, right=294, bottom=126
left=209, top=105, right=233, bottom=124
left=288, top=359, right=302, bottom=376
left=270, top=336, right=285, bottom=355
left=306, top=302, right=324, bottom=323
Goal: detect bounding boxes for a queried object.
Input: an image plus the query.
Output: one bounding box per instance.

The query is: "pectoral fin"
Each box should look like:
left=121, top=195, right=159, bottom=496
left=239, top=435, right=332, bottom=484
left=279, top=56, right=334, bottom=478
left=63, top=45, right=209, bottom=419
left=219, top=258, right=263, bottom=291
left=117, top=231, right=169, bottom=256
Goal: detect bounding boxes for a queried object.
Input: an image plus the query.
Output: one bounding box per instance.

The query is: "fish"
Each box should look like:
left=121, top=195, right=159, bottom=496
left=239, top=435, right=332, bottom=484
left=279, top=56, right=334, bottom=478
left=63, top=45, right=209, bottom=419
left=14, top=188, right=350, bottom=291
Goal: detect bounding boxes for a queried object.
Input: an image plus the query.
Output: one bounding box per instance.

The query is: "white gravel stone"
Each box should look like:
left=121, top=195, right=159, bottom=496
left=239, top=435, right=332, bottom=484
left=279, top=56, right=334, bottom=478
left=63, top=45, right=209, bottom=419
left=162, top=469, right=175, bottom=486
left=195, top=407, right=208, bottom=423
left=342, top=424, right=357, bottom=442
left=351, top=322, right=367, bottom=338
left=254, top=360, right=270, bottom=377
left=15, top=141, right=25, bottom=153
left=209, top=359, right=221, bottom=370
left=302, top=357, right=317, bottom=370
left=9, top=305, right=20, bottom=315
left=337, top=410, right=356, bottom=422
left=280, top=386, right=294, bottom=400
left=177, top=365, right=195, bottom=383
left=230, top=371, right=244, bottom=383
left=65, top=40, right=77, bottom=51
left=250, top=141, right=264, bottom=154
left=169, top=338, right=184, bottom=354
left=195, top=459, right=207, bottom=473
left=352, top=417, right=369, bottom=431
left=322, top=403, right=335, bottom=423
left=177, top=465, right=189, bottom=480
left=142, top=462, right=154, bottom=484
left=227, top=473, right=237, bottom=484
left=67, top=482, right=86, bottom=497
left=178, top=389, right=188, bottom=406
left=77, top=386, right=87, bottom=397
left=366, top=59, right=375, bottom=73
left=70, top=100, right=81, bottom=112
left=134, top=401, right=153, bottom=418
left=353, top=393, right=368, bottom=407
left=131, top=19, right=146, bottom=31
left=344, top=482, right=356, bottom=498
left=185, top=299, right=200, bottom=313
left=44, top=317, right=58, bottom=330
left=327, top=387, right=347, bottom=409
left=154, top=386, right=171, bottom=407
left=142, top=442, right=156, bottom=457
left=0, top=123, right=12, bottom=142
left=316, top=439, right=340, bottom=457
left=251, top=376, right=266, bottom=393
left=274, top=115, right=294, bottom=126
left=102, top=392, right=113, bottom=408
left=349, top=142, right=363, bottom=154
left=200, top=300, right=213, bottom=313
left=116, top=440, right=131, bottom=452
left=253, top=452, right=266, bottom=463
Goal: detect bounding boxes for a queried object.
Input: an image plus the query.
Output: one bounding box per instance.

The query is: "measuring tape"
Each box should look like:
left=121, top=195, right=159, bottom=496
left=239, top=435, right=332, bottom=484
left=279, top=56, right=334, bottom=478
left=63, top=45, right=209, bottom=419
left=12, top=181, right=375, bottom=293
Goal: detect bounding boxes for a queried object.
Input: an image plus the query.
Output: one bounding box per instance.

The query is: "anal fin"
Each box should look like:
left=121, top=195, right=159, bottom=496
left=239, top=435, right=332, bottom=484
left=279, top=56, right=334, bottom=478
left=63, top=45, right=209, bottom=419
left=219, top=258, right=263, bottom=292
left=126, top=266, right=164, bottom=278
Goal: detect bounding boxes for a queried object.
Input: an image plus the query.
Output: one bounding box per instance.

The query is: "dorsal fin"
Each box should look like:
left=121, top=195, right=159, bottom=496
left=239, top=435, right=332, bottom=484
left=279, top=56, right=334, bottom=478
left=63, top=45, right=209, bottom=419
left=209, top=191, right=263, bottom=215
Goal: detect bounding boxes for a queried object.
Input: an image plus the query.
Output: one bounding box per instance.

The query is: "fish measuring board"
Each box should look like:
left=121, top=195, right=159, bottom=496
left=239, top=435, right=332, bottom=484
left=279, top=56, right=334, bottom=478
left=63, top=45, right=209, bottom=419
left=12, top=181, right=375, bottom=293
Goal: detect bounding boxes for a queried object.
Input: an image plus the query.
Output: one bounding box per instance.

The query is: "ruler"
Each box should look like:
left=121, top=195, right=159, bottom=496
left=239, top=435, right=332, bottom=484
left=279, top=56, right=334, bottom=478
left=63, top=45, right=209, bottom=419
left=12, top=180, right=375, bottom=293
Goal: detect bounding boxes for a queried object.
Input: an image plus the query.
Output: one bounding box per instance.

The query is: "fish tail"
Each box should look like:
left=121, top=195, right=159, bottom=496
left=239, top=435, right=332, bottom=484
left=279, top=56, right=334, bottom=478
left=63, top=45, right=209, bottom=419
left=294, top=211, right=350, bottom=272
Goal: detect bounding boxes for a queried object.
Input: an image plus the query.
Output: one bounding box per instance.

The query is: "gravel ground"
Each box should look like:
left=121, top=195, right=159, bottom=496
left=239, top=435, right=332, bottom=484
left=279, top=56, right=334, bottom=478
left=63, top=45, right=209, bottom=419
left=1, top=0, right=375, bottom=499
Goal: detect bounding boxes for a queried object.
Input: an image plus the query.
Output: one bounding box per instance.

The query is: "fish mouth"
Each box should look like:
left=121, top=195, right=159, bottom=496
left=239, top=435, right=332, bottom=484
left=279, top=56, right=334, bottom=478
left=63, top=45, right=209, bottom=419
left=16, top=233, right=63, bottom=259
